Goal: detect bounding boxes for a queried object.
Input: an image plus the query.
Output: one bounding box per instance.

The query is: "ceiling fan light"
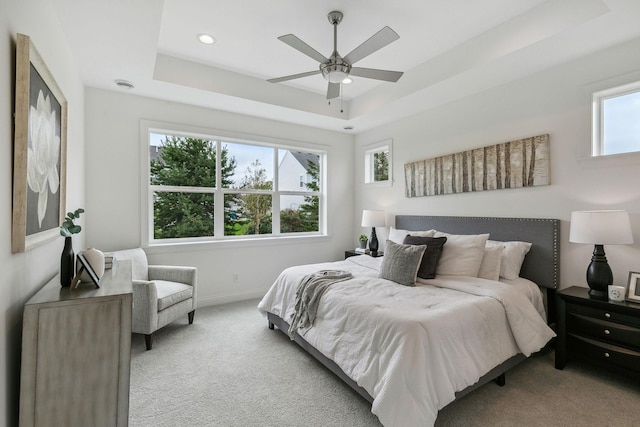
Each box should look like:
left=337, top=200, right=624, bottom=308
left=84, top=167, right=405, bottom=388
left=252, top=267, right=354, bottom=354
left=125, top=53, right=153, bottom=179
left=321, top=63, right=350, bottom=83
left=327, top=70, right=348, bottom=83
left=342, top=77, right=352, bottom=84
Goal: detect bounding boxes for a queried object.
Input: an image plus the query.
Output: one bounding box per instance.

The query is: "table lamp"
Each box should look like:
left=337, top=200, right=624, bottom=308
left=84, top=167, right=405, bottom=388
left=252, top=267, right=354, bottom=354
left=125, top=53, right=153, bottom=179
left=361, top=210, right=386, bottom=256
left=569, top=210, right=634, bottom=298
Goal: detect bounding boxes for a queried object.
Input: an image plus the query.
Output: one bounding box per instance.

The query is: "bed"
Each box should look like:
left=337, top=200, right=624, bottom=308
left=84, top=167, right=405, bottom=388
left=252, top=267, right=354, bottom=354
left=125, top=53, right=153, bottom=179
left=258, top=215, right=559, bottom=427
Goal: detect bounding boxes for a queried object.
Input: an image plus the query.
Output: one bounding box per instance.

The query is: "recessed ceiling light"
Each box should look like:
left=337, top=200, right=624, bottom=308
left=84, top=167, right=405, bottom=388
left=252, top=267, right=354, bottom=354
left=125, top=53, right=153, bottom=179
left=114, top=79, right=134, bottom=89
left=342, top=78, right=352, bottom=85
left=197, top=33, right=215, bottom=45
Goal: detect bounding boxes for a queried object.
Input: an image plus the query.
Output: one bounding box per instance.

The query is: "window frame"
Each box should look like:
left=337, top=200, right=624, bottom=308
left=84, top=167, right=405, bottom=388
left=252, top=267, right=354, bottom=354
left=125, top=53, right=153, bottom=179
left=363, top=139, right=393, bottom=186
left=140, top=121, right=326, bottom=247
left=592, top=79, right=640, bottom=157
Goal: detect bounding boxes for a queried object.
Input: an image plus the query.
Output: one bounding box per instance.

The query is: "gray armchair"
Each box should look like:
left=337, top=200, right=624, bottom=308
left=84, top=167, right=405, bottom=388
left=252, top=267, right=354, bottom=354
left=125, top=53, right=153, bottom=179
left=112, top=248, right=197, bottom=350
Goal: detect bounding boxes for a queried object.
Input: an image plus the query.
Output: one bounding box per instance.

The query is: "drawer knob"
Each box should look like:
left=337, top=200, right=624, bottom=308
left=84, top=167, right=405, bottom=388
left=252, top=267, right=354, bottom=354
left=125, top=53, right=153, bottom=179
left=605, top=313, right=611, bottom=318
left=604, top=352, right=610, bottom=358
left=604, top=329, right=610, bottom=335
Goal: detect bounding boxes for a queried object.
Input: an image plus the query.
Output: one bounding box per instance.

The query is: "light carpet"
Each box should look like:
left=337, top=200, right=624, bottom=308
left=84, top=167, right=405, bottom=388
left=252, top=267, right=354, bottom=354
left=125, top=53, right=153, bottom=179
left=129, top=299, right=640, bottom=426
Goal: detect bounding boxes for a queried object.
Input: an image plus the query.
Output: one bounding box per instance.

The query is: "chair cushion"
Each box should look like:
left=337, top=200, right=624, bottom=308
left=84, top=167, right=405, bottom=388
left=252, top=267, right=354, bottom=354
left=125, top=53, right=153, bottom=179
left=154, top=280, right=193, bottom=311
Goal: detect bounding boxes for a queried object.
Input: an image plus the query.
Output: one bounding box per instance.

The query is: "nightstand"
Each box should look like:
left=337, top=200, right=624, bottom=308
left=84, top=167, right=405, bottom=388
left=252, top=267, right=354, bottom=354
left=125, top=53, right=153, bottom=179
left=555, top=286, right=640, bottom=377
left=344, top=250, right=383, bottom=259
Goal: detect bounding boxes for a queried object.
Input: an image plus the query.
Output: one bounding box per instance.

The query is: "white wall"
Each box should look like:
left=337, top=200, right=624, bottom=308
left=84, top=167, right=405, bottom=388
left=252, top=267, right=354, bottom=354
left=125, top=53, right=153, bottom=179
left=84, top=88, right=354, bottom=306
left=0, top=1, right=85, bottom=425
left=355, top=37, right=640, bottom=291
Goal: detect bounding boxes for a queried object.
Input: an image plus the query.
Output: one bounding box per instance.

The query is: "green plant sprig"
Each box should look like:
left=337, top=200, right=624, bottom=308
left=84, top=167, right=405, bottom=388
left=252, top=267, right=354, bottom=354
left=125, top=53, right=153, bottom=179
left=60, top=208, right=85, bottom=237
left=358, top=234, right=368, bottom=242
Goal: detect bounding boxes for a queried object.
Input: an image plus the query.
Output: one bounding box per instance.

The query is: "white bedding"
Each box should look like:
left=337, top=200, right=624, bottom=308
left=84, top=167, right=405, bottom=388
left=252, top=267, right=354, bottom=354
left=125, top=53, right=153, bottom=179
left=258, top=255, right=555, bottom=427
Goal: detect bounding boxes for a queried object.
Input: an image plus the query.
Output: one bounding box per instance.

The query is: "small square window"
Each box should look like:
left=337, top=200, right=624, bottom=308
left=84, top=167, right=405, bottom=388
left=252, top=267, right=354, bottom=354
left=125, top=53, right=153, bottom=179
left=593, top=82, right=640, bottom=156
left=364, top=140, right=392, bottom=185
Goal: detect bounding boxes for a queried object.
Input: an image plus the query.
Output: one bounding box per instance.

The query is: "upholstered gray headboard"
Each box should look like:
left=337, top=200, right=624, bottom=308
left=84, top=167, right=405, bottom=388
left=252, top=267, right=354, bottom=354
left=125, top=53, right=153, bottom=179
left=395, top=215, right=560, bottom=290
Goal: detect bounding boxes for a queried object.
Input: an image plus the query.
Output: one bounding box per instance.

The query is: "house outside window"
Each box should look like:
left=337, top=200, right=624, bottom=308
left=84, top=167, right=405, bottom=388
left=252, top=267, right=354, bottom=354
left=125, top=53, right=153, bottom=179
left=592, top=80, right=640, bottom=156
left=145, top=126, right=324, bottom=245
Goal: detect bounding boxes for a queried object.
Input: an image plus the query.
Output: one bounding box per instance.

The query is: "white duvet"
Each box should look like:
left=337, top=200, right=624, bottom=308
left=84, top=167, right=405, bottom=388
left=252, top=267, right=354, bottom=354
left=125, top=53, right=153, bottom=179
left=257, top=255, right=555, bottom=427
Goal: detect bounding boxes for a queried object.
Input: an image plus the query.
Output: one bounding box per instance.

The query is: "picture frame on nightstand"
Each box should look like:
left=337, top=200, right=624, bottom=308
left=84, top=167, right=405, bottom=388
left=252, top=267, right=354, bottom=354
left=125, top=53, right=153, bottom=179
left=626, top=271, right=640, bottom=303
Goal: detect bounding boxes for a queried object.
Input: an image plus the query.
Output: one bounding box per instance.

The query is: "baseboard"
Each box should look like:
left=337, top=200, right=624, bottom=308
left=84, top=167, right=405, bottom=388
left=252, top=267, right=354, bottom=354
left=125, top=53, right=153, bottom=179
left=197, top=288, right=266, bottom=307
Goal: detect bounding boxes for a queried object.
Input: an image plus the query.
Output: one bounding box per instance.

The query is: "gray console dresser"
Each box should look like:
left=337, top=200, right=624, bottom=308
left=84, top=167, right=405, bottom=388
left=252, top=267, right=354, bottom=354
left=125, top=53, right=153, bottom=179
left=19, top=260, right=133, bottom=427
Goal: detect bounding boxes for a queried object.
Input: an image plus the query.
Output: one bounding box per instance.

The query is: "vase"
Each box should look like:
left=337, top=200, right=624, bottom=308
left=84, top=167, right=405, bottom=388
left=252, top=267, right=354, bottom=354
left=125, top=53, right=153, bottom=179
left=359, top=240, right=367, bottom=249
left=60, top=236, right=75, bottom=287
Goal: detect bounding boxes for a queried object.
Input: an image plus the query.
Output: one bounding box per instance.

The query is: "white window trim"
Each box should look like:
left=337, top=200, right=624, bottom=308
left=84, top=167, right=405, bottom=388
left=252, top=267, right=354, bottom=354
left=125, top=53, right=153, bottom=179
left=588, top=71, right=640, bottom=159
left=363, top=139, right=393, bottom=187
left=140, top=120, right=327, bottom=248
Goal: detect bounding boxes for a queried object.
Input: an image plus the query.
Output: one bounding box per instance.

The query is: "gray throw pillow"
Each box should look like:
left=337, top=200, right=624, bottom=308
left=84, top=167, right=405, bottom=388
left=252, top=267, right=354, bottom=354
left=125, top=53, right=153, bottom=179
left=402, top=235, right=447, bottom=279
left=378, top=240, right=426, bottom=286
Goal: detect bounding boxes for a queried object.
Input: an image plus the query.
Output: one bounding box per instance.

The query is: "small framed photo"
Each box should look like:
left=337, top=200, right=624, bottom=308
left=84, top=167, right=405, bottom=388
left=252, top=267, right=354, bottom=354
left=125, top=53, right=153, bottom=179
left=70, top=252, right=101, bottom=289
left=626, top=271, right=640, bottom=303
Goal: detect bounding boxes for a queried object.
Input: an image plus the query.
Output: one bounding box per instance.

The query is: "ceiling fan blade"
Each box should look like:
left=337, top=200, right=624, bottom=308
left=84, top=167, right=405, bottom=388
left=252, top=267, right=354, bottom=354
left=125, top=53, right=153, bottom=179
left=326, top=82, right=340, bottom=100
left=343, top=26, right=400, bottom=65
left=350, top=67, right=403, bottom=82
left=268, top=70, right=321, bottom=83
left=278, top=34, right=328, bottom=64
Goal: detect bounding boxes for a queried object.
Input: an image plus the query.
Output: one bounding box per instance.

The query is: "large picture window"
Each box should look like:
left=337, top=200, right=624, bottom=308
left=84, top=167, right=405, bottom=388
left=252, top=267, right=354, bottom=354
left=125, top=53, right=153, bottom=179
left=145, top=126, right=324, bottom=244
left=592, top=81, right=640, bottom=156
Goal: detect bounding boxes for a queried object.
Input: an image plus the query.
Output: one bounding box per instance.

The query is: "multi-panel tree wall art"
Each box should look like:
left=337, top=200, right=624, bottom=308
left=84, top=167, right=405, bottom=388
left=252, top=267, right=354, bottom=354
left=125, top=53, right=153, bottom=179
left=404, top=134, right=550, bottom=198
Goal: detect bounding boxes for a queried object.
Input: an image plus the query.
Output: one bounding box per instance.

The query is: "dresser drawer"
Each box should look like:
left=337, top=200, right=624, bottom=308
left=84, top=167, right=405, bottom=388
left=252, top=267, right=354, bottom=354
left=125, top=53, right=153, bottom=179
left=568, top=334, right=640, bottom=374
left=566, top=302, right=640, bottom=328
left=567, top=312, right=640, bottom=349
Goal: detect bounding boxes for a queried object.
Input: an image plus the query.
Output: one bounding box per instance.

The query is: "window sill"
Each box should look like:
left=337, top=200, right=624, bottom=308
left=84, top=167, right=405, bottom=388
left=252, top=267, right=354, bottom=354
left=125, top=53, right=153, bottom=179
left=144, top=233, right=331, bottom=254
left=363, top=180, right=393, bottom=188
left=577, top=151, right=640, bottom=169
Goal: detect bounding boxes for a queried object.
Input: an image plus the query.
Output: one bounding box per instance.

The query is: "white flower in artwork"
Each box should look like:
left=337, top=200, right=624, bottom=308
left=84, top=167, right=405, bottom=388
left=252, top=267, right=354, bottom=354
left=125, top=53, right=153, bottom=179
left=27, top=90, right=60, bottom=228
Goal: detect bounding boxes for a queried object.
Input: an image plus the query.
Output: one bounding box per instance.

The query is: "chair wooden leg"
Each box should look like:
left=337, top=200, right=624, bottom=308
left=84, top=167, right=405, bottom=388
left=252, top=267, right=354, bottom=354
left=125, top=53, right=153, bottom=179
left=145, top=334, right=153, bottom=351
left=188, top=310, right=195, bottom=324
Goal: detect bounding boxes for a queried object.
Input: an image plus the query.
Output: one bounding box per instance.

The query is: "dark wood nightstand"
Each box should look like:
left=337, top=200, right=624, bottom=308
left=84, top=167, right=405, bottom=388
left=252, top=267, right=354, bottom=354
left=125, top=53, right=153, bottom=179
left=344, top=250, right=383, bottom=259
left=555, top=286, right=640, bottom=377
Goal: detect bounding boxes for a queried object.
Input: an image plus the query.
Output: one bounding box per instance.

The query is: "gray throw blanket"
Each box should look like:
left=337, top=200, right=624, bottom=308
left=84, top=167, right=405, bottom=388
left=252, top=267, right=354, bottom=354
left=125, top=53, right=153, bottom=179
left=288, top=270, right=352, bottom=339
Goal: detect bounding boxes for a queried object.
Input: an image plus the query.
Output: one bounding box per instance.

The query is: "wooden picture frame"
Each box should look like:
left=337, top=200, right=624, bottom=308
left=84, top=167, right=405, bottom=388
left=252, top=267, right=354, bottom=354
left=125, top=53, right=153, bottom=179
left=12, top=33, right=67, bottom=253
left=70, top=253, right=101, bottom=289
left=626, top=271, right=640, bottom=303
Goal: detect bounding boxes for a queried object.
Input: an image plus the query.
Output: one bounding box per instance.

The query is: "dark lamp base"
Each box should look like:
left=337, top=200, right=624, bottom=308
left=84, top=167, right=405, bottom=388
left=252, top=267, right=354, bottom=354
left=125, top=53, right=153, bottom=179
left=588, top=288, right=608, bottom=299
left=369, top=227, right=379, bottom=257
left=585, top=244, right=613, bottom=299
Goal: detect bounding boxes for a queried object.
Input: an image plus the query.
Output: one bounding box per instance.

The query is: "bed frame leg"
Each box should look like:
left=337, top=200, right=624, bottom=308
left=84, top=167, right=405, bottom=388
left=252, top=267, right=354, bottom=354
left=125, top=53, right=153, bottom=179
left=268, top=321, right=274, bottom=330
left=494, top=373, right=505, bottom=387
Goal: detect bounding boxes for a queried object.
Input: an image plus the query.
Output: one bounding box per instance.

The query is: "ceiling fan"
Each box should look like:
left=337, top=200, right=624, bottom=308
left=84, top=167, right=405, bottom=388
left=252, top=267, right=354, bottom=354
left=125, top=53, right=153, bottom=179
left=268, top=11, right=404, bottom=100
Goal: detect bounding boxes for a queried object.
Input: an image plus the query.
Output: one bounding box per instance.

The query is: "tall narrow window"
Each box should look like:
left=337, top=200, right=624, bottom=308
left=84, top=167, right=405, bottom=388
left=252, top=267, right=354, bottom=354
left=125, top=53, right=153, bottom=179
left=592, top=81, right=640, bottom=156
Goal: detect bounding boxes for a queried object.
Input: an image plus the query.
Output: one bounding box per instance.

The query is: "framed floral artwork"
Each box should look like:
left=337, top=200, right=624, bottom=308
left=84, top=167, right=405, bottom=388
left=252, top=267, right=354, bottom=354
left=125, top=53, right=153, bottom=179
left=12, top=33, right=67, bottom=252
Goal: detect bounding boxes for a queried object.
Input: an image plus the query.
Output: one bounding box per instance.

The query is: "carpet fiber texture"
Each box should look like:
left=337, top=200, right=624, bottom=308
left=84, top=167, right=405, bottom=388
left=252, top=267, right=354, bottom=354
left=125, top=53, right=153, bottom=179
left=129, top=299, right=640, bottom=426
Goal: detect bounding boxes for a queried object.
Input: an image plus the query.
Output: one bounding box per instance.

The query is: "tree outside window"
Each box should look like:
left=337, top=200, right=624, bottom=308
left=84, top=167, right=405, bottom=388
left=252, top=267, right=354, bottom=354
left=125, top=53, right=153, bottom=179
left=374, top=151, right=389, bottom=181
left=150, top=136, right=236, bottom=239
left=148, top=131, right=323, bottom=242
left=364, top=140, right=392, bottom=184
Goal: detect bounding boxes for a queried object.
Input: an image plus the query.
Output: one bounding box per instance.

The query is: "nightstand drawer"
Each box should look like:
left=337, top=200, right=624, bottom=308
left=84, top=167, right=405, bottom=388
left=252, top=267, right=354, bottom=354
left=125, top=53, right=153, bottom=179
left=567, top=313, right=640, bottom=349
left=566, top=302, right=640, bottom=328
left=568, top=334, right=640, bottom=373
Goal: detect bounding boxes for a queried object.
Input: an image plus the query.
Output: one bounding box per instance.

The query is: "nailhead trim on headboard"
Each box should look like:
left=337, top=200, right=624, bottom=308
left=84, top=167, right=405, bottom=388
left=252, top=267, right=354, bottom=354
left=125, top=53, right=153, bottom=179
left=394, top=215, right=560, bottom=289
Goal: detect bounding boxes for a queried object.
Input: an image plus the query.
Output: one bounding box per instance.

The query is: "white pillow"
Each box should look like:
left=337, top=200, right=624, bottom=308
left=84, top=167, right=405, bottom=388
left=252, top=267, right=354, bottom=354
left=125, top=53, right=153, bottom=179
left=495, top=240, right=532, bottom=280
left=477, top=244, right=503, bottom=281
left=388, top=226, right=435, bottom=244
left=433, top=231, right=490, bottom=276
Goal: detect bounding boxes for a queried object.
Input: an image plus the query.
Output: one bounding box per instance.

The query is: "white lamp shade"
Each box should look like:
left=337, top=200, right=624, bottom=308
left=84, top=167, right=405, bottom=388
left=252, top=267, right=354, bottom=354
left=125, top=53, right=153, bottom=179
left=361, top=210, right=386, bottom=227
left=569, top=210, right=634, bottom=245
